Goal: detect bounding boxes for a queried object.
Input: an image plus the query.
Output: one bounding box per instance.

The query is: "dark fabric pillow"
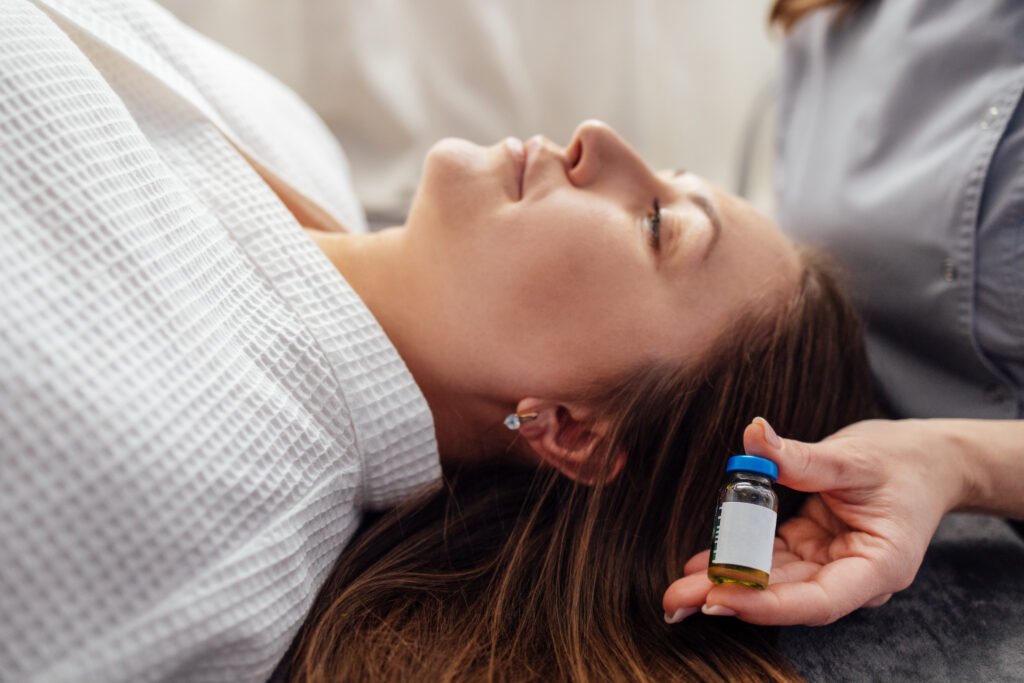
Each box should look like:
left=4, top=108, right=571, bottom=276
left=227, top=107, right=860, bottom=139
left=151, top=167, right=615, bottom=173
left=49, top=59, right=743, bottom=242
left=779, top=514, right=1024, bottom=682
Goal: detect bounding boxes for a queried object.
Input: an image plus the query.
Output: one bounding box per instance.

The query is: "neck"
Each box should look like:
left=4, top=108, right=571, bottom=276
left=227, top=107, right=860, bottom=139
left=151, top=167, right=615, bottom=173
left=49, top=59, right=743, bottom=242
left=306, top=227, right=522, bottom=469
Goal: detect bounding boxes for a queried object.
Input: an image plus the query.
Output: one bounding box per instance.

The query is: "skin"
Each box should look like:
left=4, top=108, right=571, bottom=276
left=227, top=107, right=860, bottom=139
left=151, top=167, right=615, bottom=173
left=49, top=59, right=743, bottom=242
left=663, top=416, right=1024, bottom=626
left=310, top=120, right=800, bottom=483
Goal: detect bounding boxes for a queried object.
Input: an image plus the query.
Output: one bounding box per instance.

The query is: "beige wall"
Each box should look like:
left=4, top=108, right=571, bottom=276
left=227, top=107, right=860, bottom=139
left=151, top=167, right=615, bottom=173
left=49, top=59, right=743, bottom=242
left=159, top=1, right=780, bottom=220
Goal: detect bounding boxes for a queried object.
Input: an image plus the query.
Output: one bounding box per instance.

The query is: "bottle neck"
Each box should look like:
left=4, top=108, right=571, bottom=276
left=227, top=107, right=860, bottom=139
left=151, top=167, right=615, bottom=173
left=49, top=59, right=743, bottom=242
left=728, top=471, right=774, bottom=486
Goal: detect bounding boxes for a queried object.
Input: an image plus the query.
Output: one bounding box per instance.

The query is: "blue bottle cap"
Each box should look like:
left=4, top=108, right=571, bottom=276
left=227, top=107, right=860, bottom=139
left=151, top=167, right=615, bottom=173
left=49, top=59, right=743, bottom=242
left=725, top=454, right=778, bottom=481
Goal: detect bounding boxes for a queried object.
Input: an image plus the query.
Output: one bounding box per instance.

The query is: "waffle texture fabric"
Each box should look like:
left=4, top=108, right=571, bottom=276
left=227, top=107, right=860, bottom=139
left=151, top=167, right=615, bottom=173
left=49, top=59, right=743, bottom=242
left=0, top=1, right=442, bottom=681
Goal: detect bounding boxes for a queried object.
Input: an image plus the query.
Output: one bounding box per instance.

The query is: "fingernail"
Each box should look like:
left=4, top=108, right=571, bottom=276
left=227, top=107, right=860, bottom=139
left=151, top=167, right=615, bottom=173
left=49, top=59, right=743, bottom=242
left=754, top=417, right=783, bottom=449
left=701, top=604, right=737, bottom=617
left=664, top=607, right=699, bottom=624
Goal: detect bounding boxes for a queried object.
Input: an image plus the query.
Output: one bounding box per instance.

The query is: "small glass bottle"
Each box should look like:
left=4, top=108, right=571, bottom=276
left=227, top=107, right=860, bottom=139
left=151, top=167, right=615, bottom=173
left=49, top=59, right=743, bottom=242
left=707, top=455, right=779, bottom=590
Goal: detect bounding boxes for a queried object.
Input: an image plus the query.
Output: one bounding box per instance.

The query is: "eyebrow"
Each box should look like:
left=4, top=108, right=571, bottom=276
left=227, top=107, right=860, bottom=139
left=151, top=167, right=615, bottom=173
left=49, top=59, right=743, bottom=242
left=687, top=192, right=722, bottom=260
left=671, top=169, right=723, bottom=261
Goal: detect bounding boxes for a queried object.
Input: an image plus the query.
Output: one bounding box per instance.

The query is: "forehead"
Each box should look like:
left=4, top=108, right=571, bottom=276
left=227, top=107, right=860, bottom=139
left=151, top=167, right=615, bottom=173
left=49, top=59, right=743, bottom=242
left=718, top=188, right=800, bottom=290
left=671, top=171, right=797, bottom=270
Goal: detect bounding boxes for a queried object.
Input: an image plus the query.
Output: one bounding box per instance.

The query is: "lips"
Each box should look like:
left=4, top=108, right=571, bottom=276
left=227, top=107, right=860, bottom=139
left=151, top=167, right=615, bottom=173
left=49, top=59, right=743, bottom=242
left=504, top=137, right=526, bottom=199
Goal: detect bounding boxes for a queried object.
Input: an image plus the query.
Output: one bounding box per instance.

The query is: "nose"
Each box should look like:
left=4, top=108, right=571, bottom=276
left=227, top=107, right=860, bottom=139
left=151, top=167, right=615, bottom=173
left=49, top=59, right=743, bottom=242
left=566, top=119, right=653, bottom=190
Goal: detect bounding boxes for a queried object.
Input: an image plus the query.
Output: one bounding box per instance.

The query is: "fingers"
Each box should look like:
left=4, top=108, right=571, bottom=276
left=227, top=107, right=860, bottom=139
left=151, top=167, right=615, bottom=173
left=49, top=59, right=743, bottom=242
left=769, top=559, right=820, bottom=583
left=776, top=512, right=835, bottom=565
left=665, top=545, right=889, bottom=626
left=682, top=549, right=710, bottom=575
left=666, top=557, right=831, bottom=624
left=701, top=555, right=890, bottom=626
left=864, top=593, right=892, bottom=608
left=668, top=539, right=807, bottom=620
left=746, top=417, right=866, bottom=493
left=662, top=571, right=713, bottom=622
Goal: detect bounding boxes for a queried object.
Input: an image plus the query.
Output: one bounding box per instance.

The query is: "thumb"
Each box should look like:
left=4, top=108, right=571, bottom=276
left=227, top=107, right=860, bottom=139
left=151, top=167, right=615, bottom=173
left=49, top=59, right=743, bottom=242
left=745, top=417, right=850, bottom=493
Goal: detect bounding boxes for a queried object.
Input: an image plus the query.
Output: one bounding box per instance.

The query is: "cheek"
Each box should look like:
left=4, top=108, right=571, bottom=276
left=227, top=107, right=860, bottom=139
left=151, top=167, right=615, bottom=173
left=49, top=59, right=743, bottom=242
left=491, top=203, right=624, bottom=298
left=483, top=211, right=656, bottom=372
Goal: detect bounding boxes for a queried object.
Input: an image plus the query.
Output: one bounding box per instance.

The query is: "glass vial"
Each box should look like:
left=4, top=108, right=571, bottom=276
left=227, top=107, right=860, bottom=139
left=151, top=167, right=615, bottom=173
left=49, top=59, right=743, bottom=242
left=707, top=455, right=779, bottom=590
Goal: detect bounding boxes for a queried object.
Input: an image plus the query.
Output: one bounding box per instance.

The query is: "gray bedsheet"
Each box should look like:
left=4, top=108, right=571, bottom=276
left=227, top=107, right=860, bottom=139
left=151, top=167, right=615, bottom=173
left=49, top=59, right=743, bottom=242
left=779, top=513, right=1024, bottom=682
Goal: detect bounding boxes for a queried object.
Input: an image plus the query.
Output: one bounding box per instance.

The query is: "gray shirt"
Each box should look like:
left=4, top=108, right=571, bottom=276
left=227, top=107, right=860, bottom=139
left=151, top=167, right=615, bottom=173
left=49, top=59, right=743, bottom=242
left=776, top=0, right=1024, bottom=419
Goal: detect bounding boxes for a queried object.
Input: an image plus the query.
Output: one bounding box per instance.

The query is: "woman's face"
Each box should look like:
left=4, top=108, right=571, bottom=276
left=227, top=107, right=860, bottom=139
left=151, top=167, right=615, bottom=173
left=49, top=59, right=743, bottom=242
left=398, top=120, right=799, bottom=403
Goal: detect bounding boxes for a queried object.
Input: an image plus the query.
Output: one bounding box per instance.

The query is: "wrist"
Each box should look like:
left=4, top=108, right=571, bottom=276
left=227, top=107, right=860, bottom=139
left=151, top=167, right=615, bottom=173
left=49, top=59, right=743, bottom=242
left=926, top=419, right=984, bottom=514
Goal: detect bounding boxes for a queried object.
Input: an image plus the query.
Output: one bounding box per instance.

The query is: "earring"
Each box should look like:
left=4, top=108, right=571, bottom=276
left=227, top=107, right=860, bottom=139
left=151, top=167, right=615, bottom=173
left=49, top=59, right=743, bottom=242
left=504, top=412, right=538, bottom=430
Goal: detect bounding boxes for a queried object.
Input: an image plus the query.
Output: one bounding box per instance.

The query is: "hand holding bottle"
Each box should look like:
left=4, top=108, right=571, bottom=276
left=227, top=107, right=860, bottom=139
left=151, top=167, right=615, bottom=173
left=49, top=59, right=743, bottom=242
left=662, top=417, right=980, bottom=626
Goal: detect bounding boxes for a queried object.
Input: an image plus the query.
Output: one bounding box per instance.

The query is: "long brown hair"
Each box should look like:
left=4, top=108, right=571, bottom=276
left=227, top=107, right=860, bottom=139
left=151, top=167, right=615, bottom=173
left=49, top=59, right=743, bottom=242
left=282, top=247, right=877, bottom=682
left=770, top=0, right=868, bottom=32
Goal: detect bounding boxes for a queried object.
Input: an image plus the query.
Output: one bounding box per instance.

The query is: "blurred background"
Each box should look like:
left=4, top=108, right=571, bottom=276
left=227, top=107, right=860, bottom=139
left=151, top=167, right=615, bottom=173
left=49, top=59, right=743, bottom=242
left=158, top=0, right=781, bottom=226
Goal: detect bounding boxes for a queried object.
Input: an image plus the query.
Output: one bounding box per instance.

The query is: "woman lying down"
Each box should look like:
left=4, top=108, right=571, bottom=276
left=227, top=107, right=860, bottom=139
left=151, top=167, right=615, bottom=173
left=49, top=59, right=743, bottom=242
left=0, top=1, right=874, bottom=681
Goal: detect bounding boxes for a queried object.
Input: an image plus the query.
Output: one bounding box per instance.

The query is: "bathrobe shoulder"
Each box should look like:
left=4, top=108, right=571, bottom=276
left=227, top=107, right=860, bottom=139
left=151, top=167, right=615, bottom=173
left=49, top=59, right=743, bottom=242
left=0, top=1, right=441, bottom=681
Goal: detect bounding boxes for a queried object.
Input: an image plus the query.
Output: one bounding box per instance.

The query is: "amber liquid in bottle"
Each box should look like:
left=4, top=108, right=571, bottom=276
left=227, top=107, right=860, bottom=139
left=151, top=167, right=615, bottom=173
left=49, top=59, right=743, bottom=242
left=708, top=470, right=778, bottom=590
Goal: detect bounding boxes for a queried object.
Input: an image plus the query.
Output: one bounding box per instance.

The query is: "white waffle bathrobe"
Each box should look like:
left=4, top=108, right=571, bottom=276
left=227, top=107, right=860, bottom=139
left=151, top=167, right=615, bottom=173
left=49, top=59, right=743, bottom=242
left=0, top=1, right=442, bottom=681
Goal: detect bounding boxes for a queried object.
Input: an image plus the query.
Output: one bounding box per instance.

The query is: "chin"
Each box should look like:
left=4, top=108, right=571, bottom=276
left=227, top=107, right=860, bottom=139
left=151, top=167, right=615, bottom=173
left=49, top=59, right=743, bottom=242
left=423, top=137, right=487, bottom=178
left=414, top=138, right=499, bottom=224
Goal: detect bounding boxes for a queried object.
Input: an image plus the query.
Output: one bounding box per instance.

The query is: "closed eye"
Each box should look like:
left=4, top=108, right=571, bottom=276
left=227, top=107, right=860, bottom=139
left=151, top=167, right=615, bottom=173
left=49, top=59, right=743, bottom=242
left=645, top=197, right=661, bottom=251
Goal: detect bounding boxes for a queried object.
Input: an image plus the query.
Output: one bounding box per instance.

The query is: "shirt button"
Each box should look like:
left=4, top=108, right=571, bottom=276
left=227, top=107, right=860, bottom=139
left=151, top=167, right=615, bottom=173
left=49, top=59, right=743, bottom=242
left=984, top=384, right=1009, bottom=403
left=980, top=106, right=1000, bottom=130
left=943, top=258, right=958, bottom=282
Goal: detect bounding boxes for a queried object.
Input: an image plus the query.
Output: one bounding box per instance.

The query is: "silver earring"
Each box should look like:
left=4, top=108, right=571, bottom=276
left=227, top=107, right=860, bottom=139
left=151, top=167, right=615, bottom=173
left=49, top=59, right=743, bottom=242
left=504, top=412, right=538, bottom=430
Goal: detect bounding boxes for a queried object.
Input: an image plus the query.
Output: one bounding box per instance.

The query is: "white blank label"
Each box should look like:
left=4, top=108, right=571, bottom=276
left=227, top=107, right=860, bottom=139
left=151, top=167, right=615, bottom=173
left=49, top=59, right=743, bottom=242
left=711, top=501, right=777, bottom=574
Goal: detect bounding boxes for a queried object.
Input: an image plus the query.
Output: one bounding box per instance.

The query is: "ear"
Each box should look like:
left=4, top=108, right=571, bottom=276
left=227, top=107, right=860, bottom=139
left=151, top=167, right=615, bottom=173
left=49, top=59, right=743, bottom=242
left=513, top=398, right=627, bottom=486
